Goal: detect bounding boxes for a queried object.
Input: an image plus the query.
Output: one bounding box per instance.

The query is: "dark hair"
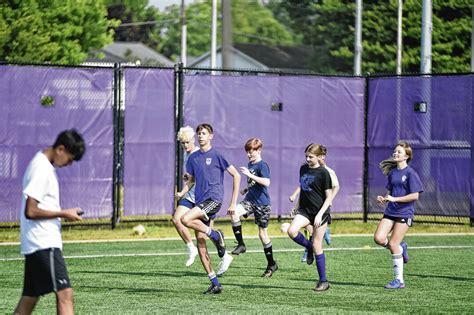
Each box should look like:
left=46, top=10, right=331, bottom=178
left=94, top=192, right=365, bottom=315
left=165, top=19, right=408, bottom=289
left=53, top=129, right=85, bottom=161
left=196, top=123, right=213, bottom=134
left=244, top=138, right=263, bottom=151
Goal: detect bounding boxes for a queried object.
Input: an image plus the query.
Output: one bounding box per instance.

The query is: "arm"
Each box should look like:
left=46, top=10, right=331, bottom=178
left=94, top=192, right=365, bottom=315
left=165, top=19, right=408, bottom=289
left=314, top=189, right=333, bottom=227
left=25, top=197, right=82, bottom=221
left=330, top=185, right=340, bottom=205
left=175, top=173, right=194, bottom=199
left=226, top=165, right=241, bottom=215
left=239, top=167, right=270, bottom=187
left=384, top=192, right=420, bottom=203
left=289, top=186, right=300, bottom=202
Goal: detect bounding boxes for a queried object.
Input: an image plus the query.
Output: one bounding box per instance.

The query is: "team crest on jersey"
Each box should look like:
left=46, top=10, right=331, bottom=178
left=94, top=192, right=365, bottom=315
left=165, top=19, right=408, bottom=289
left=402, top=175, right=407, bottom=182
left=206, top=158, right=212, bottom=165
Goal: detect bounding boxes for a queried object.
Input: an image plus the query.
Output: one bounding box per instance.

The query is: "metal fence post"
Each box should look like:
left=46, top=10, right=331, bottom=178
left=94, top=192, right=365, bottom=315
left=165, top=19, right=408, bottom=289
left=175, top=63, right=184, bottom=193
left=112, top=63, right=124, bottom=229
left=363, top=73, right=370, bottom=223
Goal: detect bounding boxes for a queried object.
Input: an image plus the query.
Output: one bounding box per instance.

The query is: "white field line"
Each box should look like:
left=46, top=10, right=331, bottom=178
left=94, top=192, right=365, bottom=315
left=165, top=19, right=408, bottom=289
left=1, top=232, right=473, bottom=246
left=1, top=245, right=473, bottom=262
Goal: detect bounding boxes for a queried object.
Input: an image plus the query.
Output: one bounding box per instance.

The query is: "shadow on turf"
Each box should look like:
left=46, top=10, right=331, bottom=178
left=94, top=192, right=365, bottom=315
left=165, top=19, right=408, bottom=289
left=408, top=273, right=474, bottom=282
left=77, top=270, right=203, bottom=278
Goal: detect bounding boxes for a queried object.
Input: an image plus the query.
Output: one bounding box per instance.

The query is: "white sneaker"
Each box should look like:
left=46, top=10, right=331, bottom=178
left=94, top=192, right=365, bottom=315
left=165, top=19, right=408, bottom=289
left=185, top=246, right=198, bottom=267
left=216, top=253, right=233, bottom=276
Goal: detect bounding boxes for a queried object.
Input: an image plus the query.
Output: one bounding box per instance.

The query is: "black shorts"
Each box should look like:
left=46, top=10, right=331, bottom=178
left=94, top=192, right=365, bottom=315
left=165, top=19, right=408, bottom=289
left=297, top=208, right=331, bottom=226
left=22, top=248, right=71, bottom=297
left=383, top=214, right=413, bottom=227
left=197, top=199, right=222, bottom=222
left=240, top=200, right=271, bottom=228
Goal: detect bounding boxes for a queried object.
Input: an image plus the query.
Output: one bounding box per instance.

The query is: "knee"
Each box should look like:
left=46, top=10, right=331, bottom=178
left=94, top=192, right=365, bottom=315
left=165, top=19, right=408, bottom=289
left=374, top=234, right=386, bottom=246
left=57, top=288, right=74, bottom=302
left=287, top=226, right=298, bottom=239
left=180, top=215, right=190, bottom=227
left=171, top=215, right=180, bottom=227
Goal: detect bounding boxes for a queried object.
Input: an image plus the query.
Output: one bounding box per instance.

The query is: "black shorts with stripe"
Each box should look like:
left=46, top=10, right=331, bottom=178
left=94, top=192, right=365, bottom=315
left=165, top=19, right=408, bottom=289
left=22, top=247, right=71, bottom=297
left=383, top=214, right=413, bottom=227
left=197, top=199, right=222, bottom=223
left=297, top=207, right=331, bottom=226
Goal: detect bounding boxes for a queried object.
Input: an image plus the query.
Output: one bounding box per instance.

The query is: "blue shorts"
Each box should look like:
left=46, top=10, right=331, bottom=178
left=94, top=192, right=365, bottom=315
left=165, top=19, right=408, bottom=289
left=178, top=198, right=194, bottom=209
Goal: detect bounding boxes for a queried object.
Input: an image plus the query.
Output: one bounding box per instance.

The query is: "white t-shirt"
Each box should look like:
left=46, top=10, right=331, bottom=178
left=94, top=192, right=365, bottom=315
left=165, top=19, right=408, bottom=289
left=20, top=151, right=62, bottom=255
left=324, top=165, right=339, bottom=188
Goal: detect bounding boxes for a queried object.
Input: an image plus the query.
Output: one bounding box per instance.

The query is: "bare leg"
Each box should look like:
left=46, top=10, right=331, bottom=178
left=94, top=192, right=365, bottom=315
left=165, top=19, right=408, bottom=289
left=14, top=296, right=39, bottom=315
left=56, top=288, right=74, bottom=315
left=374, top=218, right=395, bottom=247
left=195, top=230, right=213, bottom=274
left=172, top=205, right=193, bottom=244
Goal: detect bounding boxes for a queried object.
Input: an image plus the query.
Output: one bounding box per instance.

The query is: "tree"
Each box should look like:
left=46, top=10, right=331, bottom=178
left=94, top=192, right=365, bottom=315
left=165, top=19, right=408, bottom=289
left=269, top=0, right=472, bottom=74
left=0, top=0, right=117, bottom=64
left=157, top=0, right=296, bottom=61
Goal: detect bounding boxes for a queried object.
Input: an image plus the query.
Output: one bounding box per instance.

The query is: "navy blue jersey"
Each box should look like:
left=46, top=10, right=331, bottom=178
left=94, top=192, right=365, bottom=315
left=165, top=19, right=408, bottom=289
left=299, top=164, right=332, bottom=214
left=384, top=166, right=423, bottom=219
left=186, top=148, right=230, bottom=204
left=243, top=160, right=271, bottom=206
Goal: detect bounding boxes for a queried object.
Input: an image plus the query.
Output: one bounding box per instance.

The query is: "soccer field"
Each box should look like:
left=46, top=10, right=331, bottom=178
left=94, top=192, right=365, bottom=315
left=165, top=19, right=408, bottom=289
left=1, top=234, right=473, bottom=313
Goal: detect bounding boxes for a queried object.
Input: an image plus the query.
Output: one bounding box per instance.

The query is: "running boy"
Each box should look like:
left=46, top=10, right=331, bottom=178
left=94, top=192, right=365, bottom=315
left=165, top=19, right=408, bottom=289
left=179, top=123, right=241, bottom=294
left=287, top=143, right=333, bottom=291
left=229, top=138, right=278, bottom=277
left=14, top=129, right=86, bottom=314
left=173, top=126, right=199, bottom=267
left=374, top=141, right=423, bottom=289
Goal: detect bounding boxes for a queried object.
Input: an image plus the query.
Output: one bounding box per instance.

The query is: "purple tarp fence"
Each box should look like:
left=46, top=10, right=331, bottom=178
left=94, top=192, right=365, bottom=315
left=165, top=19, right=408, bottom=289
left=183, top=74, right=366, bottom=216
left=0, top=65, right=114, bottom=222
left=367, top=75, right=473, bottom=217
left=123, top=68, right=175, bottom=216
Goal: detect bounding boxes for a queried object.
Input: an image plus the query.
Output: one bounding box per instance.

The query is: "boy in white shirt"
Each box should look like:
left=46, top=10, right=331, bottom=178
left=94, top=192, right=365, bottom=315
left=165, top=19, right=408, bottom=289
left=14, top=129, right=85, bottom=315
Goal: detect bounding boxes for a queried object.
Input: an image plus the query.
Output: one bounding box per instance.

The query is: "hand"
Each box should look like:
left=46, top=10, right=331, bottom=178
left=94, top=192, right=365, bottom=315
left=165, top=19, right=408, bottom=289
left=227, top=204, right=236, bottom=215
left=314, top=214, right=323, bottom=227
left=240, top=187, right=248, bottom=195
left=63, top=208, right=83, bottom=221
left=376, top=195, right=386, bottom=204
left=289, top=195, right=296, bottom=202
left=175, top=191, right=184, bottom=199
left=240, top=167, right=251, bottom=177
left=290, top=207, right=298, bottom=217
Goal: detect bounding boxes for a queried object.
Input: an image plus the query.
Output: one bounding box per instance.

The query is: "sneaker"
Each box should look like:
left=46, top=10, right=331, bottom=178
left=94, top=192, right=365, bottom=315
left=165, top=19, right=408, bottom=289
left=401, top=241, right=409, bottom=264
left=231, top=244, right=247, bottom=255
left=301, top=249, right=308, bottom=262
left=203, top=283, right=222, bottom=294
left=185, top=246, right=198, bottom=267
left=261, top=261, right=278, bottom=278
left=314, top=281, right=330, bottom=291
left=384, top=279, right=405, bottom=289
left=324, top=228, right=331, bottom=245
left=216, top=253, right=234, bottom=276
left=306, top=247, right=314, bottom=265
left=210, top=230, right=226, bottom=258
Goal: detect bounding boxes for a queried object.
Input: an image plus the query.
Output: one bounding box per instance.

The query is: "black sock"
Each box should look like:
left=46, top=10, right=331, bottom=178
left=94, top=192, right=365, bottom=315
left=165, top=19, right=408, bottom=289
left=232, top=224, right=245, bottom=246
left=263, top=242, right=275, bottom=265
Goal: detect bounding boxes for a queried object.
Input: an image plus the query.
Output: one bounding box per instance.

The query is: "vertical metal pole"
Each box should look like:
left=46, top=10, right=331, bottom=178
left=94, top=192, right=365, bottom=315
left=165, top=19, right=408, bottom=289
left=396, top=0, right=403, bottom=75
left=420, top=0, right=432, bottom=74
left=174, top=63, right=184, bottom=192
left=211, top=0, right=217, bottom=70
left=222, top=0, right=233, bottom=69
left=181, top=0, right=187, bottom=66
left=471, top=3, right=474, bottom=71
left=354, top=0, right=363, bottom=76
left=363, top=74, right=370, bottom=223
left=112, top=63, right=122, bottom=229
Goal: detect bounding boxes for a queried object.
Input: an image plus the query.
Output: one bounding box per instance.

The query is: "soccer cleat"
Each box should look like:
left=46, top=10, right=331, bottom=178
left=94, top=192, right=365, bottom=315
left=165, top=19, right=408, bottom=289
left=203, top=283, right=223, bottom=294
left=211, top=230, right=226, bottom=258
left=185, top=246, right=198, bottom=267
left=216, top=253, right=234, bottom=276
left=301, top=249, right=308, bottom=262
left=401, top=241, right=409, bottom=264
left=324, top=228, right=331, bottom=245
left=384, top=279, right=405, bottom=289
left=231, top=244, right=247, bottom=255
left=261, top=261, right=279, bottom=278
left=314, top=281, right=330, bottom=292
left=306, top=247, right=314, bottom=265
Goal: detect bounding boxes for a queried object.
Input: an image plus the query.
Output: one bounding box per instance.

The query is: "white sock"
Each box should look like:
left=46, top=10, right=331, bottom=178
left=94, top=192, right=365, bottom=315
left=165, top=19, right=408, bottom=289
left=186, top=242, right=196, bottom=250
left=392, top=253, right=404, bottom=283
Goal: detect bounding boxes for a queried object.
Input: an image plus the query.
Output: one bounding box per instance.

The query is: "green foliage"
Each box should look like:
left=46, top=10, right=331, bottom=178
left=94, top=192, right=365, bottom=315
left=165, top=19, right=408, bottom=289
left=270, top=0, right=472, bottom=74
left=157, top=0, right=296, bottom=61
left=0, top=0, right=118, bottom=64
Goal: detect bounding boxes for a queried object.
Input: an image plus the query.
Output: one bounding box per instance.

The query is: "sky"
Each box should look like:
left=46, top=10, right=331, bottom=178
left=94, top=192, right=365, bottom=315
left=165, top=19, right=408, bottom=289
left=148, top=0, right=196, bottom=11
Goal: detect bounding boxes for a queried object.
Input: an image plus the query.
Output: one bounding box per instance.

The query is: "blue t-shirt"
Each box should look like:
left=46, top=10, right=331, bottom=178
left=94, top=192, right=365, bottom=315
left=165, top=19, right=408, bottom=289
left=243, top=160, right=271, bottom=206
left=384, top=166, right=424, bottom=218
left=186, top=148, right=231, bottom=204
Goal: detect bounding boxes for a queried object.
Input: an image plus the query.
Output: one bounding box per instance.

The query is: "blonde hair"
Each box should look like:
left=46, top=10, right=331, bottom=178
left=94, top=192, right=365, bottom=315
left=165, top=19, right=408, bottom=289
left=177, top=126, right=195, bottom=142
left=379, top=141, right=413, bottom=175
